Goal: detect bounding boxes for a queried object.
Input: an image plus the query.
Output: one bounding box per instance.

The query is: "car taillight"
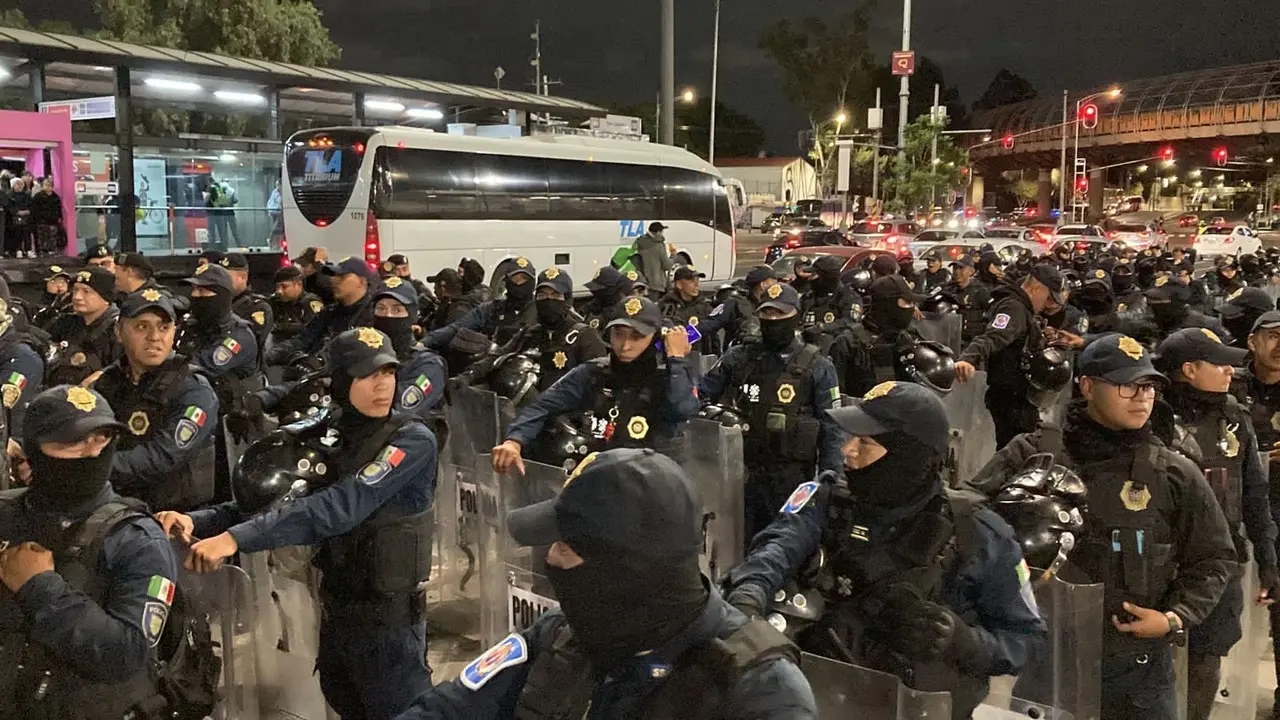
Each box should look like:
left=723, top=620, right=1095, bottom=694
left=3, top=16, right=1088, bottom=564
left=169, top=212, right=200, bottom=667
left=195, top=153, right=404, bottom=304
left=364, top=208, right=381, bottom=270
left=279, top=233, right=290, bottom=266
left=1106, top=231, right=1116, bottom=239
left=786, top=237, right=801, bottom=248
left=949, top=246, right=963, bottom=259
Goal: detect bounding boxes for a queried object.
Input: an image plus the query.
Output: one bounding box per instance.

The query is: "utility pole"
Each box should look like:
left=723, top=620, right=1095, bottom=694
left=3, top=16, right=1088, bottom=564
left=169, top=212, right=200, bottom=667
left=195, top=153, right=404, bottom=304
left=929, top=83, right=940, bottom=210
left=896, top=0, right=912, bottom=153
left=872, top=87, right=883, bottom=213
left=709, top=0, right=721, bottom=163
left=530, top=21, right=543, bottom=96
left=1058, top=89, right=1068, bottom=223
left=661, top=0, right=675, bottom=144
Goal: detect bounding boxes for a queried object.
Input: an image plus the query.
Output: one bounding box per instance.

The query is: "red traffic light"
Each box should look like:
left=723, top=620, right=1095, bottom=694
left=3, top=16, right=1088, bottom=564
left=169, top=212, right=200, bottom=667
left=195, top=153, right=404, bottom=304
left=1159, top=146, right=1174, bottom=161
left=1075, top=176, right=1090, bottom=193
left=1080, top=103, right=1099, bottom=130
left=1001, top=134, right=1015, bottom=150
left=1214, top=147, right=1228, bottom=167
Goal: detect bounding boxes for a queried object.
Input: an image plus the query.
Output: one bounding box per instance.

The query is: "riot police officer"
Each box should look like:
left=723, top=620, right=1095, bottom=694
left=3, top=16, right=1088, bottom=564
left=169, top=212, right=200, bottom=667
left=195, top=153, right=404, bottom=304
left=1213, top=286, right=1273, bottom=349
left=493, top=267, right=607, bottom=391
left=954, top=264, right=1066, bottom=447
left=0, top=385, right=181, bottom=720
left=164, top=327, right=436, bottom=720
left=0, top=281, right=43, bottom=443
left=266, top=257, right=376, bottom=364
left=919, top=254, right=950, bottom=294
left=974, top=251, right=1006, bottom=289
left=220, top=253, right=274, bottom=355
left=371, top=277, right=448, bottom=418
left=178, top=264, right=261, bottom=385
left=942, top=255, right=993, bottom=345
left=580, top=266, right=634, bottom=331
left=94, top=290, right=220, bottom=511
left=424, top=256, right=538, bottom=354
left=1145, top=282, right=1229, bottom=345
left=659, top=266, right=713, bottom=354
left=492, top=297, right=699, bottom=472
left=425, top=268, right=477, bottom=331
left=396, top=448, right=817, bottom=718
left=797, top=255, right=861, bottom=353
left=381, top=253, right=435, bottom=325
left=1152, top=328, right=1279, bottom=720
left=1209, top=255, right=1245, bottom=303
left=700, top=282, right=843, bottom=540
left=829, top=274, right=933, bottom=396
left=46, top=267, right=121, bottom=387
left=112, top=252, right=166, bottom=299
left=701, top=265, right=777, bottom=349
left=31, top=265, right=73, bottom=331
left=963, top=334, right=1237, bottom=719
left=725, top=382, right=1046, bottom=719
left=292, top=245, right=332, bottom=302
left=268, top=265, right=323, bottom=344
left=82, top=242, right=115, bottom=271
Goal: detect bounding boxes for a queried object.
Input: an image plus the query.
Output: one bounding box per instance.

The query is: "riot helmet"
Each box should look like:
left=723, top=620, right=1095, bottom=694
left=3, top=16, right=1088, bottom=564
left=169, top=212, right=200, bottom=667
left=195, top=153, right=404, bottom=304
left=895, top=338, right=956, bottom=394
left=1026, top=346, right=1074, bottom=393
left=232, top=429, right=337, bottom=515
left=488, top=352, right=542, bottom=407
left=991, top=453, right=1087, bottom=569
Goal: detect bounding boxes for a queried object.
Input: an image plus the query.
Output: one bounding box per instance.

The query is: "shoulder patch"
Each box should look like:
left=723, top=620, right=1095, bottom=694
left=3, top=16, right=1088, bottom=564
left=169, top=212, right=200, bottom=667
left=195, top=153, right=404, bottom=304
left=309, top=299, right=324, bottom=314
left=251, top=310, right=266, bottom=325
left=991, top=313, right=1011, bottom=329
left=710, top=303, right=725, bottom=317
left=358, top=445, right=407, bottom=485
left=142, top=601, right=169, bottom=647
left=401, top=385, right=424, bottom=408
left=461, top=633, right=528, bottom=691
left=780, top=481, right=819, bottom=514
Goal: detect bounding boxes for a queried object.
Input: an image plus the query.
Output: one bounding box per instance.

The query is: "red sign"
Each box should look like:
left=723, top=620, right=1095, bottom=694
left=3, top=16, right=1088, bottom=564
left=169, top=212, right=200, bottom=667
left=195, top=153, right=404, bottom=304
left=891, top=51, right=916, bottom=76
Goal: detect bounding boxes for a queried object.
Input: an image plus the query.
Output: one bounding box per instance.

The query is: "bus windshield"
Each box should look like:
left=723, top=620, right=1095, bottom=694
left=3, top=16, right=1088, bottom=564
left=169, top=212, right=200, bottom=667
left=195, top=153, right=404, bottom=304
left=284, top=129, right=375, bottom=225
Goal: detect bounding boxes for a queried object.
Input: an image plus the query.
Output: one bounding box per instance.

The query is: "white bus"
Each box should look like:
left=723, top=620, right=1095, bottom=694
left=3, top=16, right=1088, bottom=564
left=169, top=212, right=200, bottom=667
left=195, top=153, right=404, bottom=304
left=281, top=126, right=736, bottom=291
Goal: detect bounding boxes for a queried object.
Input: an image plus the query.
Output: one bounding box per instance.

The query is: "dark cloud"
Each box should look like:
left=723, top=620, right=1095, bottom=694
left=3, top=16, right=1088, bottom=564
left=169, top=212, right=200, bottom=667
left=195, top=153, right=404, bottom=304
left=13, top=0, right=1280, bottom=153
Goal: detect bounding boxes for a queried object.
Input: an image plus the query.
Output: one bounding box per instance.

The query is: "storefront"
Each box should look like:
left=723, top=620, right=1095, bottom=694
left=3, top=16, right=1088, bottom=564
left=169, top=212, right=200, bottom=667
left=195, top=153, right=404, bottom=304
left=0, top=108, right=75, bottom=248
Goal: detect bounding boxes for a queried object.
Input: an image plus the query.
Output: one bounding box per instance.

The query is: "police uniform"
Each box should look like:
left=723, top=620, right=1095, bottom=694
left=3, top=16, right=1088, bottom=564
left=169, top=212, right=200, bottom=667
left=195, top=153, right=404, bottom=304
left=95, top=291, right=221, bottom=512
left=1145, top=283, right=1231, bottom=346
left=371, top=277, right=448, bottom=419
left=919, top=264, right=951, bottom=295
left=503, top=297, right=701, bottom=459
left=701, top=283, right=843, bottom=539
left=659, top=267, right=714, bottom=355
left=963, top=334, right=1237, bottom=720
left=726, top=382, right=1046, bottom=719
left=178, top=265, right=261, bottom=385
left=424, top=257, right=539, bottom=354
left=397, top=449, right=817, bottom=719
left=187, top=327, right=436, bottom=720
left=701, top=266, right=773, bottom=350
left=941, top=256, right=992, bottom=345
left=265, top=257, right=377, bottom=365
left=581, top=266, right=636, bottom=332
left=0, top=385, right=181, bottom=719
left=502, top=268, right=606, bottom=391
left=424, top=268, right=479, bottom=333
left=0, top=284, right=44, bottom=443
left=220, top=253, right=274, bottom=359
left=46, top=267, right=122, bottom=387
left=269, top=276, right=324, bottom=343
left=796, top=256, right=861, bottom=354
left=1153, top=329, right=1279, bottom=720
left=381, top=254, right=436, bottom=326
left=31, top=265, right=74, bottom=330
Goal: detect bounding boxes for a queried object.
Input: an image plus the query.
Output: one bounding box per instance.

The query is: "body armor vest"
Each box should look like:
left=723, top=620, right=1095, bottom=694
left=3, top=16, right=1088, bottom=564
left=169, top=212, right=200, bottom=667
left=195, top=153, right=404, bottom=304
left=270, top=293, right=320, bottom=340
left=534, top=323, right=591, bottom=391
left=725, top=344, right=822, bottom=466
left=486, top=300, right=537, bottom=347
left=584, top=357, right=668, bottom=452
left=1235, top=372, right=1280, bottom=493
left=46, top=310, right=118, bottom=387
left=1170, top=400, right=1246, bottom=529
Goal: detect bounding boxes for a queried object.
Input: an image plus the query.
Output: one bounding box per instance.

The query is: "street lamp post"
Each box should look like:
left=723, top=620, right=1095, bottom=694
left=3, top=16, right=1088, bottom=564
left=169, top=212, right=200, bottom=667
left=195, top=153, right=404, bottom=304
left=709, top=0, right=721, bottom=163
left=655, top=89, right=696, bottom=143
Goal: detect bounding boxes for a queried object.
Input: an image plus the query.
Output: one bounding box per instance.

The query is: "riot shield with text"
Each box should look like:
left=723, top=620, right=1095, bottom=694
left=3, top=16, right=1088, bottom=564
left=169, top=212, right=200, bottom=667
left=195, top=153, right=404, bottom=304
left=913, top=312, right=964, bottom=356
left=175, top=551, right=260, bottom=720
left=477, top=455, right=567, bottom=647
left=944, top=370, right=997, bottom=486
left=1210, top=540, right=1264, bottom=720
left=681, top=418, right=746, bottom=583
left=800, top=652, right=952, bottom=719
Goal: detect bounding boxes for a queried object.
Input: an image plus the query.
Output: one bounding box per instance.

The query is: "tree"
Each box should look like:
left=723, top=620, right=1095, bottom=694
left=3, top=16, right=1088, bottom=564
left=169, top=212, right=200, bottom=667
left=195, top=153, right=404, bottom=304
left=880, top=115, right=969, bottom=213
left=973, top=69, right=1038, bottom=111
left=1010, top=178, right=1038, bottom=207
left=610, top=98, right=767, bottom=160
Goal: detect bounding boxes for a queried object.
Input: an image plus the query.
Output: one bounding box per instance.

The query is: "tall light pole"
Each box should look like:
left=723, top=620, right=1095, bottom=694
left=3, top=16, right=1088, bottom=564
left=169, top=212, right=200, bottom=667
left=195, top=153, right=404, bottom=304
left=896, top=0, right=912, bottom=153
left=1069, top=86, right=1121, bottom=221
left=709, top=0, right=721, bottom=163
left=1058, top=89, right=1067, bottom=223
left=661, top=0, right=675, bottom=145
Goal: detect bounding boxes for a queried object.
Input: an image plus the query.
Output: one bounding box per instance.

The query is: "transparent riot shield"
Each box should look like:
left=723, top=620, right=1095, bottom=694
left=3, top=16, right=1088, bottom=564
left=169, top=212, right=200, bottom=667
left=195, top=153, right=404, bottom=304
left=1210, top=540, right=1264, bottom=720
left=913, top=312, right=964, bottom=356
left=239, top=548, right=329, bottom=720
left=944, top=370, right=998, bottom=487
left=477, top=454, right=567, bottom=647
left=445, top=386, right=503, bottom=460
left=174, top=549, right=260, bottom=720
left=800, top=652, right=952, bottom=719
left=681, top=418, right=746, bottom=583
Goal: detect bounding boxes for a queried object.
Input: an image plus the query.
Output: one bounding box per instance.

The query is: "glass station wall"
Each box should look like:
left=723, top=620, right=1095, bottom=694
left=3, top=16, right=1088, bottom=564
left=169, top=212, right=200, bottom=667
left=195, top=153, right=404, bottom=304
left=72, top=143, right=283, bottom=256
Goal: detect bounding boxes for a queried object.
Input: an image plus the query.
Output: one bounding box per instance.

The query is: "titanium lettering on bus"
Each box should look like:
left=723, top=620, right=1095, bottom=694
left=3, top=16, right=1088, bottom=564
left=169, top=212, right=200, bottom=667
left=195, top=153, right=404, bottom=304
left=303, top=150, right=342, bottom=183
left=618, top=220, right=649, bottom=239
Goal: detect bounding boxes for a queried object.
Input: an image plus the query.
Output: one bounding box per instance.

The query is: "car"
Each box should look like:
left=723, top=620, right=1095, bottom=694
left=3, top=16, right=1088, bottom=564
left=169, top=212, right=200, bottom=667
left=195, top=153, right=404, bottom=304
left=849, top=220, right=922, bottom=253
left=912, top=229, right=986, bottom=245
left=1053, top=224, right=1107, bottom=242
left=760, top=212, right=791, bottom=233
left=1049, top=238, right=1112, bottom=258
left=1106, top=221, right=1165, bottom=251
left=772, top=248, right=898, bottom=282
left=1192, top=224, right=1262, bottom=257
left=771, top=216, right=828, bottom=240
left=983, top=226, right=1041, bottom=245
left=912, top=238, right=1043, bottom=274
left=1177, top=213, right=1199, bottom=228
left=762, top=228, right=849, bottom=264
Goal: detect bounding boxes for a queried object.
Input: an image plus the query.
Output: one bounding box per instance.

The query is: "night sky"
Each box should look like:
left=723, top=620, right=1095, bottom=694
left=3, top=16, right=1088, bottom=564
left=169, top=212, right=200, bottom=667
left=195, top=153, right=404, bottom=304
left=13, top=0, right=1280, bottom=154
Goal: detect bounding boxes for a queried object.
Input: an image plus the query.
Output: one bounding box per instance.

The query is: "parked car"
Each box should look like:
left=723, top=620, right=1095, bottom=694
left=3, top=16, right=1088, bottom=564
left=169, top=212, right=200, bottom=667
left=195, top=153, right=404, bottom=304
left=772, top=248, right=898, bottom=283
left=1176, top=213, right=1199, bottom=228
left=1053, top=224, right=1107, bottom=242
left=761, top=212, right=791, bottom=233
left=848, top=220, right=922, bottom=252
left=983, top=226, right=1041, bottom=245
left=763, top=228, right=849, bottom=264
left=1192, top=225, right=1262, bottom=257
left=912, top=238, right=1043, bottom=273
left=772, top=216, right=828, bottom=240
left=912, top=229, right=986, bottom=244
left=1106, top=221, right=1166, bottom=251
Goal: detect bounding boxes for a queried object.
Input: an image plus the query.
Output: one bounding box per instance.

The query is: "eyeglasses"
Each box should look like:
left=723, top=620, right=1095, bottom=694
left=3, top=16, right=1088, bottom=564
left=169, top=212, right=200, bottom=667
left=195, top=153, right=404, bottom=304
left=1099, top=380, right=1160, bottom=399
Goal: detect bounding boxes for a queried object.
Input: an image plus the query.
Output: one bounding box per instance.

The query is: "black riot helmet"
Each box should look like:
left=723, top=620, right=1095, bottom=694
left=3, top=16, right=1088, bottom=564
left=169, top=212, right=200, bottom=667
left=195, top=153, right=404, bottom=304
left=1026, top=346, right=1074, bottom=392
left=232, top=428, right=337, bottom=515
left=844, top=267, right=874, bottom=295
left=541, top=416, right=592, bottom=473
left=919, top=291, right=960, bottom=315
left=991, top=453, right=1087, bottom=568
left=274, top=370, right=332, bottom=425
left=488, top=352, right=542, bottom=407
left=1240, top=253, right=1262, bottom=275
left=895, top=338, right=956, bottom=394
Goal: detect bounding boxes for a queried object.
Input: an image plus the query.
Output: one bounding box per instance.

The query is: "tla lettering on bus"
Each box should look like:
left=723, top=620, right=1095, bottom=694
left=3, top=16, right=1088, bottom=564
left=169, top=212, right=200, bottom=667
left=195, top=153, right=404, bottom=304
left=303, top=150, right=343, bottom=183
left=618, top=220, right=651, bottom=239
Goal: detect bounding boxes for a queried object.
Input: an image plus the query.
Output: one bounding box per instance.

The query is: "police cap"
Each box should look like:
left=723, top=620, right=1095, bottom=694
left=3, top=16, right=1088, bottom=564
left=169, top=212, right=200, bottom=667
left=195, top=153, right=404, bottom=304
left=827, top=381, right=949, bottom=454
left=274, top=265, right=303, bottom=284
left=329, top=327, right=399, bottom=378
left=1078, top=333, right=1166, bottom=385
left=24, top=385, right=127, bottom=447
left=507, top=448, right=702, bottom=559
left=605, top=296, right=661, bottom=336
left=1155, top=327, right=1247, bottom=372
left=949, top=254, right=975, bottom=269
left=871, top=254, right=898, bottom=276
left=743, top=265, right=777, bottom=287
left=373, top=275, right=418, bottom=308
left=1214, top=286, right=1274, bottom=319
left=219, top=253, right=249, bottom=271
left=1028, top=263, right=1067, bottom=304
left=868, top=275, right=927, bottom=304
left=119, top=287, right=177, bottom=322
left=321, top=257, right=378, bottom=282
left=72, top=266, right=117, bottom=301
left=387, top=253, right=409, bottom=266
left=673, top=266, right=706, bottom=281
left=45, top=264, right=73, bottom=282
left=503, top=256, right=537, bottom=281
left=535, top=267, right=573, bottom=296
left=81, top=243, right=113, bottom=260
left=1252, top=310, right=1280, bottom=333
left=116, top=252, right=154, bottom=276
left=756, top=282, right=802, bottom=314
left=182, top=263, right=235, bottom=293
left=426, top=268, right=463, bottom=290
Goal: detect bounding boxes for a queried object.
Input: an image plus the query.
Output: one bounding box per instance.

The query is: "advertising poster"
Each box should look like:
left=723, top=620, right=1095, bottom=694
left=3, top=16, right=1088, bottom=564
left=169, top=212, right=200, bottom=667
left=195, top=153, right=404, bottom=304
left=133, top=158, right=168, bottom=237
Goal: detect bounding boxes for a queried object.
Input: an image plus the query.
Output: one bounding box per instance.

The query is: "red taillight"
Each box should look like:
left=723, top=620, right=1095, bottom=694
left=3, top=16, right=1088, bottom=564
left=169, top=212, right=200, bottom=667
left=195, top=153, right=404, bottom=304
left=786, top=237, right=801, bottom=248
left=279, top=233, right=290, bottom=265
left=949, top=246, right=963, bottom=259
left=316, top=219, right=329, bottom=227
left=364, top=209, right=381, bottom=268
left=354, top=142, right=365, bottom=155
left=1106, top=231, right=1116, bottom=239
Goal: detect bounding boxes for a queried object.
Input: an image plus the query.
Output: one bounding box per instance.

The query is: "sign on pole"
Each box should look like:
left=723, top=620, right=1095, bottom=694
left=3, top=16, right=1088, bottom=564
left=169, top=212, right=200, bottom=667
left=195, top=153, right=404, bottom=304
left=836, top=143, right=852, bottom=193
left=38, top=96, right=117, bottom=121
left=891, top=51, right=916, bottom=76
left=74, top=181, right=118, bottom=196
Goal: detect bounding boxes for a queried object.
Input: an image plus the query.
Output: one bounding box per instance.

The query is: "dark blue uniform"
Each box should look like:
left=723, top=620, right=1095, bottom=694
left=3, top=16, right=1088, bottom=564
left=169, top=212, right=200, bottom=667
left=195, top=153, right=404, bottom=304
left=189, top=318, right=260, bottom=381
left=422, top=298, right=534, bottom=352
left=264, top=293, right=376, bottom=364
left=0, top=339, right=43, bottom=442
left=396, top=348, right=447, bottom=418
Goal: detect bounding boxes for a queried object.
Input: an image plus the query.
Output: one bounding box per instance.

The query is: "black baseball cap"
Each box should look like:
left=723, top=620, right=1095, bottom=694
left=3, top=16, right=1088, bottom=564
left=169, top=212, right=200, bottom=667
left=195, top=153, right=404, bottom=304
left=373, top=275, right=418, bottom=308
left=586, top=266, right=630, bottom=292
left=45, top=264, right=73, bottom=281
left=868, top=275, right=927, bottom=304
left=871, top=255, right=899, bottom=275
left=219, top=253, right=249, bottom=271
left=1156, top=327, right=1247, bottom=372
left=1083, top=268, right=1111, bottom=288
left=328, top=327, right=400, bottom=378
left=673, top=266, right=706, bottom=281
left=24, top=385, right=127, bottom=447
left=605, top=296, right=661, bottom=336
left=504, top=256, right=536, bottom=280
left=116, top=252, right=154, bottom=276
left=426, top=268, right=463, bottom=289
left=198, top=249, right=225, bottom=266
left=649, top=222, right=668, bottom=233
left=321, top=257, right=378, bottom=282
left=535, top=267, right=573, bottom=297
left=507, top=448, right=702, bottom=559
left=72, top=266, right=117, bottom=301
left=1078, top=333, right=1166, bottom=385
left=827, top=381, right=950, bottom=454
left=387, top=253, right=409, bottom=265
left=1253, top=311, right=1280, bottom=333
left=1214, top=287, right=1275, bottom=319
left=119, top=287, right=177, bottom=321
left=293, top=246, right=325, bottom=265
left=1028, top=263, right=1067, bottom=303
left=81, top=243, right=113, bottom=260
left=950, top=255, right=975, bottom=269
left=756, top=282, right=802, bottom=314
left=182, top=263, right=235, bottom=293
left=274, top=265, right=303, bottom=283
left=743, top=265, right=777, bottom=287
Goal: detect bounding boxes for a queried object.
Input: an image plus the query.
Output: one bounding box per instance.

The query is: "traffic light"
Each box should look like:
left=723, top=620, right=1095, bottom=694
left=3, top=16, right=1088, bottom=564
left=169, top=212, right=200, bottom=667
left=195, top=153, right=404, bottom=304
left=1159, top=146, right=1174, bottom=162
left=1213, top=147, right=1228, bottom=167
left=1001, top=134, right=1015, bottom=150
left=1075, top=176, right=1089, bottom=194
left=1080, top=103, right=1099, bottom=130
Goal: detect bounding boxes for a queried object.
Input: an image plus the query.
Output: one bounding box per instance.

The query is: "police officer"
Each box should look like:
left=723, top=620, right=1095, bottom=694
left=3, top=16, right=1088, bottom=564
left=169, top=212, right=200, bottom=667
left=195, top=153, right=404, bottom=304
left=82, top=242, right=115, bottom=271
left=1151, top=328, right=1279, bottom=720
left=371, top=277, right=447, bottom=418
left=457, top=257, right=492, bottom=306
left=954, top=264, right=1066, bottom=447
left=32, top=265, right=73, bottom=331
left=974, top=251, right=1006, bottom=290
left=1073, top=268, right=1119, bottom=334
left=0, top=385, right=181, bottom=719
left=1209, top=255, right=1245, bottom=303
left=178, top=264, right=261, bottom=385
left=220, top=252, right=274, bottom=355
left=506, top=267, right=606, bottom=390
left=829, top=274, right=929, bottom=396
left=725, top=382, right=1046, bottom=719
left=94, top=290, right=220, bottom=511
left=112, top=252, right=165, bottom=300
left=381, top=253, right=435, bottom=325
left=1213, top=286, right=1273, bottom=349
left=0, top=281, right=43, bottom=444
left=293, top=245, right=332, bottom=302
left=424, top=256, right=538, bottom=355
left=492, top=296, right=699, bottom=472
left=580, top=266, right=635, bottom=331
left=701, top=265, right=777, bottom=349
left=963, top=334, right=1237, bottom=719
left=1145, top=282, right=1229, bottom=345
left=47, top=267, right=122, bottom=387
left=425, top=268, right=477, bottom=332
left=269, top=265, right=323, bottom=344
left=397, top=448, right=816, bottom=718
left=919, top=254, right=951, bottom=294
left=797, top=255, right=860, bottom=351
left=942, top=255, right=993, bottom=345
left=266, top=257, right=377, bottom=364
left=659, top=266, right=714, bottom=354
left=700, top=282, right=843, bottom=540
left=159, top=327, right=436, bottom=720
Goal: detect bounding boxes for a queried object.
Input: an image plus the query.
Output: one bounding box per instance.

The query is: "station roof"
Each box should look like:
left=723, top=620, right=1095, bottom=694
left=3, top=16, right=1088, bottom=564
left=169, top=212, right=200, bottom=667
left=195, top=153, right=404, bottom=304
left=0, top=25, right=607, bottom=118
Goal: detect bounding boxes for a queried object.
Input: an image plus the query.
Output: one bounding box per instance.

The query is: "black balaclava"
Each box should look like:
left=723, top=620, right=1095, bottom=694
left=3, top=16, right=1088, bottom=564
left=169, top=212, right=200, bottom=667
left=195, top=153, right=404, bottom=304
left=1222, top=312, right=1261, bottom=349
left=845, top=431, right=943, bottom=513
left=813, top=266, right=841, bottom=294
left=27, top=440, right=116, bottom=509
left=609, top=337, right=660, bottom=386
left=536, top=297, right=573, bottom=329
left=1063, top=398, right=1150, bottom=465
left=1112, top=270, right=1135, bottom=294
left=591, top=285, right=624, bottom=312
left=1165, top=380, right=1228, bottom=421
left=1074, top=283, right=1114, bottom=317
left=189, top=287, right=233, bottom=328
left=791, top=274, right=813, bottom=295
left=759, top=315, right=799, bottom=350
left=545, top=535, right=707, bottom=668
left=373, top=304, right=415, bottom=357
left=458, top=259, right=485, bottom=293
left=505, top=276, right=535, bottom=305
left=868, top=296, right=915, bottom=336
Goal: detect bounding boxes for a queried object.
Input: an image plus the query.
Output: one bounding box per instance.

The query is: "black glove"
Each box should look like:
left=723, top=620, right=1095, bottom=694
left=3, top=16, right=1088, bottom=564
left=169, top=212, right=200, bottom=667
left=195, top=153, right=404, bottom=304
left=1261, top=566, right=1280, bottom=602
left=873, top=583, right=954, bottom=664
left=727, top=588, right=765, bottom=619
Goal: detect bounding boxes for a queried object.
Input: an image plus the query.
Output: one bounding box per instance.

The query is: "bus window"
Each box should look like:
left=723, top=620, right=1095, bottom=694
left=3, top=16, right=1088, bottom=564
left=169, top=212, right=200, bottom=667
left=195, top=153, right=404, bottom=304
left=474, top=154, right=550, bottom=218
left=609, top=164, right=663, bottom=219
left=380, top=148, right=479, bottom=219
left=285, top=129, right=375, bottom=225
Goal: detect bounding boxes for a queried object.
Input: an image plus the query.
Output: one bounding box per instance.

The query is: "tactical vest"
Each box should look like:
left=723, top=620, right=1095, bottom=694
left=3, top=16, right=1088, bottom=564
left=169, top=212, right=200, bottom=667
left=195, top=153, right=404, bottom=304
left=0, top=492, right=165, bottom=719
left=1234, top=373, right=1280, bottom=492
left=232, top=292, right=272, bottom=363
left=486, top=300, right=538, bottom=347
left=725, top=344, right=823, bottom=466
left=584, top=357, right=669, bottom=452
left=183, top=320, right=266, bottom=415
left=270, top=294, right=320, bottom=340
left=514, top=614, right=798, bottom=720
left=46, top=311, right=118, bottom=387
left=1170, top=399, right=1246, bottom=529
left=848, top=325, right=897, bottom=385
left=536, top=323, right=591, bottom=391
left=313, top=413, right=434, bottom=624
left=1038, top=426, right=1179, bottom=656
left=95, top=359, right=217, bottom=512
left=800, top=288, right=854, bottom=331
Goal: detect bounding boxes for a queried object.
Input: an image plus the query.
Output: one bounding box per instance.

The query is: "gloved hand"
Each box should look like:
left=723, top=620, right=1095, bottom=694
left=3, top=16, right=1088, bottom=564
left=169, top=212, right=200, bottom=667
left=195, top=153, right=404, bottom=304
left=727, top=588, right=766, bottom=619
left=1259, top=566, right=1280, bottom=605
left=873, top=583, right=955, bottom=664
